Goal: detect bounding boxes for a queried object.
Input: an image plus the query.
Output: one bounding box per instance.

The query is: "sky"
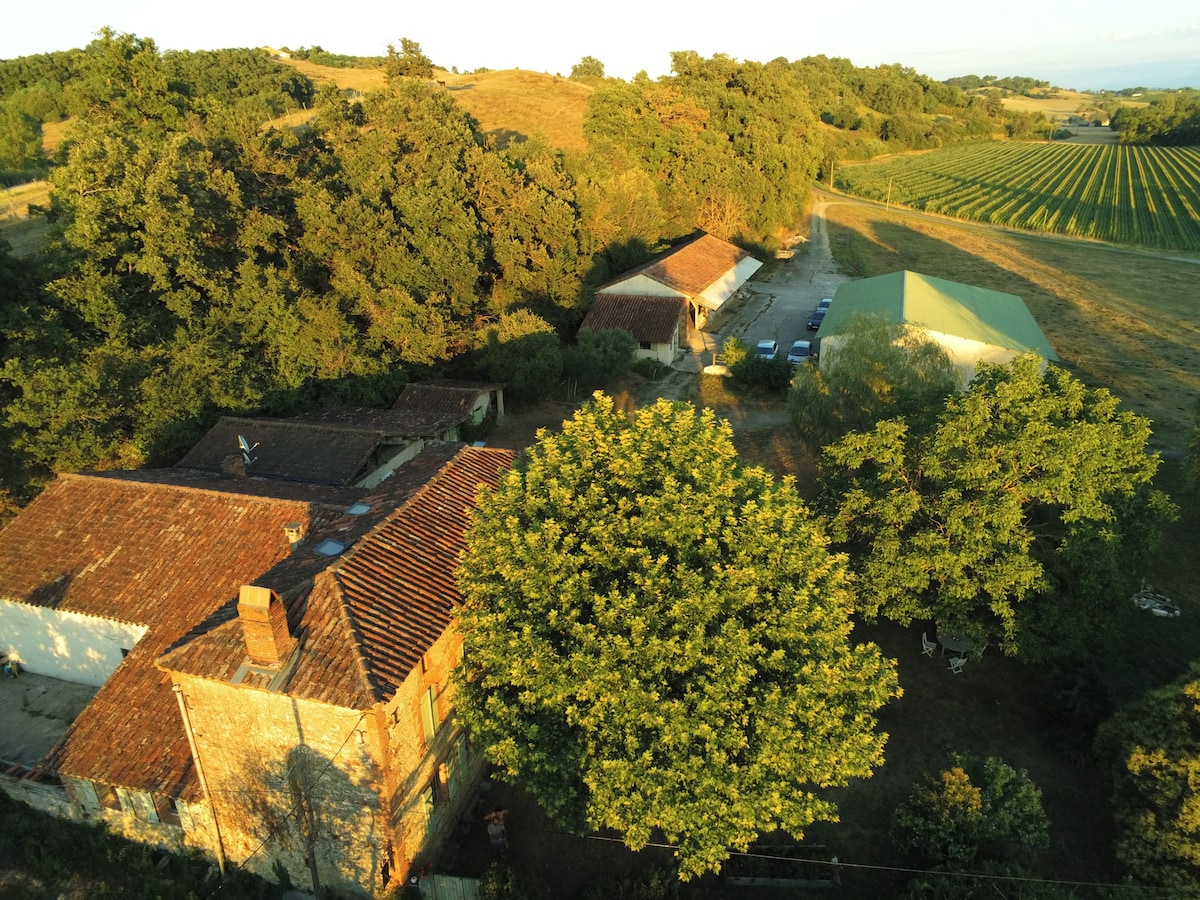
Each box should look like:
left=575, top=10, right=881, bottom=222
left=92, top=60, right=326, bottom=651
left=3, top=0, right=1198, bottom=91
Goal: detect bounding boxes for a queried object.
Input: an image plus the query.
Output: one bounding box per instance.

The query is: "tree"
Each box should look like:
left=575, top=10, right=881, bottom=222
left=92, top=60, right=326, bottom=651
left=561, top=327, right=636, bottom=390
left=891, top=755, right=1049, bottom=867
left=0, top=100, right=44, bottom=171
left=822, top=354, right=1175, bottom=659
left=384, top=38, right=433, bottom=81
left=1095, top=662, right=1200, bottom=894
left=454, top=394, right=900, bottom=879
left=474, top=309, right=563, bottom=402
left=788, top=314, right=958, bottom=452
left=570, top=56, right=605, bottom=80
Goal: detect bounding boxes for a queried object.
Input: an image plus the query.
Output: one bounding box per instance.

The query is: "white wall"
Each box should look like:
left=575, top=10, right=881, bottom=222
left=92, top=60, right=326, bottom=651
left=598, top=275, right=685, bottom=298
left=0, top=599, right=148, bottom=686
left=819, top=329, right=1045, bottom=388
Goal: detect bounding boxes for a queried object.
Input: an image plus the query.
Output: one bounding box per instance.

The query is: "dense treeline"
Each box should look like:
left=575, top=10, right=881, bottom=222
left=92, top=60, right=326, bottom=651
left=0, top=33, right=1052, bottom=507
left=1111, top=92, right=1200, bottom=144
left=944, top=74, right=1051, bottom=95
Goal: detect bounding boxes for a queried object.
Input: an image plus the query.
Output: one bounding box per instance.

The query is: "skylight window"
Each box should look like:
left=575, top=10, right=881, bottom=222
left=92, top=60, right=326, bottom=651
left=346, top=503, right=371, bottom=516
left=313, top=539, right=347, bottom=557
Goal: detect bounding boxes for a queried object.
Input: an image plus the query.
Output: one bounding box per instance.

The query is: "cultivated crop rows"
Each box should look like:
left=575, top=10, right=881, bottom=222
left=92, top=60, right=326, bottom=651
left=835, top=143, right=1200, bottom=252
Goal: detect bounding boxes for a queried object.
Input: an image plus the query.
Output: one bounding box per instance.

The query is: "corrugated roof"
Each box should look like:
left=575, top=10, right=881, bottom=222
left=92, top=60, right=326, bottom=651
left=392, top=384, right=477, bottom=418
left=824, top=271, right=1058, bottom=359
left=579, top=294, right=687, bottom=344
left=599, top=232, right=756, bottom=297
left=293, top=407, right=468, bottom=439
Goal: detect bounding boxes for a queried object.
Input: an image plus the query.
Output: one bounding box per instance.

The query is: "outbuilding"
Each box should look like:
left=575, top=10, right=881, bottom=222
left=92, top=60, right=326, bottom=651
left=817, top=271, right=1058, bottom=384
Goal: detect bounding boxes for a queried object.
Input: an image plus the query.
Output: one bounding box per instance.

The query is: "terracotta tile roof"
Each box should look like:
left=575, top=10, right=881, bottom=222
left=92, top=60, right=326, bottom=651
left=0, top=472, right=356, bottom=798
left=293, top=406, right=467, bottom=440
left=392, top=384, right=477, bottom=418
left=159, top=445, right=515, bottom=708
left=176, top=417, right=388, bottom=486
left=579, top=294, right=686, bottom=344
left=599, top=232, right=755, bottom=297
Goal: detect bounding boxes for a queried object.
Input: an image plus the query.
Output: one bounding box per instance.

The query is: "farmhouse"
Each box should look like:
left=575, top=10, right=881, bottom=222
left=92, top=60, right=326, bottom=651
left=817, top=270, right=1058, bottom=383
left=597, top=231, right=762, bottom=329
left=0, top=433, right=514, bottom=896
left=579, top=294, right=688, bottom=365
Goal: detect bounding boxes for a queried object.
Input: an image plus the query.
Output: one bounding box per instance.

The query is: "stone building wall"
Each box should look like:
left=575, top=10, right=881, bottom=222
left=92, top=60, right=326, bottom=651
left=172, top=674, right=389, bottom=896
left=380, top=623, right=485, bottom=880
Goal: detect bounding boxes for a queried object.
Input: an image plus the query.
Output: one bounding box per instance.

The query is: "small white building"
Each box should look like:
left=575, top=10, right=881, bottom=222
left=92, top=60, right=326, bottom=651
left=597, top=232, right=762, bottom=330
left=579, top=294, right=688, bottom=365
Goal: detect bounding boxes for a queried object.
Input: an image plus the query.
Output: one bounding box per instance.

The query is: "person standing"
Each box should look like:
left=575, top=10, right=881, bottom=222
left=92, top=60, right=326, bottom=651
left=484, top=807, right=508, bottom=855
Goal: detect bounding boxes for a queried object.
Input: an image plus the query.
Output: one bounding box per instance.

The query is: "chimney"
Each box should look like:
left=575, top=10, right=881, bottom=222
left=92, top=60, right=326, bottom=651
left=237, top=585, right=296, bottom=667
left=284, top=522, right=305, bottom=551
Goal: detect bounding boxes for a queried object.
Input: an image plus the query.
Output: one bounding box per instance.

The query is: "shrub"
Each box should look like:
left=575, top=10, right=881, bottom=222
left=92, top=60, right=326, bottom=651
left=891, top=755, right=1049, bottom=867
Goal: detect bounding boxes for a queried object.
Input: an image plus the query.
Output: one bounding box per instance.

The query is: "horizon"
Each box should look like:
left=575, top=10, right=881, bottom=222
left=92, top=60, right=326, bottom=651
left=3, top=0, right=1198, bottom=92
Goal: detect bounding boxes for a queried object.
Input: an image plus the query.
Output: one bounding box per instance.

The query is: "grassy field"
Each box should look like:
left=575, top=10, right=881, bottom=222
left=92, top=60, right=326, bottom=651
left=820, top=194, right=1200, bottom=449
left=836, top=143, right=1200, bottom=252
left=0, top=180, right=51, bottom=256
left=274, top=60, right=591, bottom=151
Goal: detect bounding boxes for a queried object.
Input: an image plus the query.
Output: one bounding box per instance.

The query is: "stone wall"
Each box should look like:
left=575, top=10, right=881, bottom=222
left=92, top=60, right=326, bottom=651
left=173, top=674, right=389, bottom=896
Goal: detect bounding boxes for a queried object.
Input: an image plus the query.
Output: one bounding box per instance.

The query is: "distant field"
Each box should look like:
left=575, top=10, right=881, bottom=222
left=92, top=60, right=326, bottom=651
left=835, top=143, right=1200, bottom=252
left=0, top=180, right=51, bottom=256
left=276, top=57, right=387, bottom=94
left=272, top=60, right=590, bottom=151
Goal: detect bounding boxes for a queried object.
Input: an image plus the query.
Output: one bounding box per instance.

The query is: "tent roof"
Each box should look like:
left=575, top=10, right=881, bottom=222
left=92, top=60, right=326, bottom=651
left=825, top=271, right=1058, bottom=360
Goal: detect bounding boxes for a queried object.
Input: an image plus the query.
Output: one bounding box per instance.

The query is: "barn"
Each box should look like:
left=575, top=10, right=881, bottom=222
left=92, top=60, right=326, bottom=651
left=817, top=271, right=1058, bottom=384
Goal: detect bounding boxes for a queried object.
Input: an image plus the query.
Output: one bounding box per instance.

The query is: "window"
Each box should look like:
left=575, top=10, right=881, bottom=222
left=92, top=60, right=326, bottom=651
left=155, top=795, right=181, bottom=827
left=420, top=685, right=439, bottom=745
left=97, top=783, right=122, bottom=811
left=421, top=782, right=437, bottom=827
left=639, top=341, right=652, bottom=351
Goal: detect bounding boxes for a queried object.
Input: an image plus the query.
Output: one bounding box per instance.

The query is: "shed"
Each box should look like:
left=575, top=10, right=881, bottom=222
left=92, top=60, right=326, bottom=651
left=579, top=294, right=688, bottom=365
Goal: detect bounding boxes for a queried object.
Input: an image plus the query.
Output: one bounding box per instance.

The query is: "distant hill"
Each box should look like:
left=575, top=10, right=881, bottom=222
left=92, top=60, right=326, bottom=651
left=275, top=58, right=590, bottom=151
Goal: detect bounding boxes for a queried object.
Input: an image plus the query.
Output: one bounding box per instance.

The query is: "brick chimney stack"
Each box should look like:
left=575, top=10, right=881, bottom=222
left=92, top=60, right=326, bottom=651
left=237, top=585, right=296, bottom=667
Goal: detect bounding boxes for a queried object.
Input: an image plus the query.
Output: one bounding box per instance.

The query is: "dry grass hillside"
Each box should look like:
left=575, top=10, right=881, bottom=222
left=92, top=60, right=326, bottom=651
left=275, top=59, right=590, bottom=150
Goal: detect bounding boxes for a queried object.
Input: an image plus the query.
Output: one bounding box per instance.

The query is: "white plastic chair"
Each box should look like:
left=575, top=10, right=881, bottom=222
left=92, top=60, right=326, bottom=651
left=921, top=632, right=937, bottom=657
left=949, top=656, right=967, bottom=675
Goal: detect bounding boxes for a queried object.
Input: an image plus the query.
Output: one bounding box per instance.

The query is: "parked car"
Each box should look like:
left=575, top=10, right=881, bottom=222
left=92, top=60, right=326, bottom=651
left=817, top=298, right=832, bottom=310
left=786, top=340, right=812, bottom=365
left=806, top=308, right=826, bottom=331
left=755, top=339, right=778, bottom=359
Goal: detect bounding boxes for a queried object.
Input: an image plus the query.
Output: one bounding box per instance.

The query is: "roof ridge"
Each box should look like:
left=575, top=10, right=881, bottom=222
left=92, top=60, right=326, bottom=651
left=58, top=471, right=331, bottom=508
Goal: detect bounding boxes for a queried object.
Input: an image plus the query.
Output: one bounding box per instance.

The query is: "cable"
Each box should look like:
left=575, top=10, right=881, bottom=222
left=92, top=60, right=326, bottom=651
left=201, top=711, right=368, bottom=900
left=559, top=830, right=1171, bottom=895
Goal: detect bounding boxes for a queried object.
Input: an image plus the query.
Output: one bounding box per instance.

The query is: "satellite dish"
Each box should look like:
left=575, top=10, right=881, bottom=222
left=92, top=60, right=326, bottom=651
left=237, top=434, right=259, bottom=466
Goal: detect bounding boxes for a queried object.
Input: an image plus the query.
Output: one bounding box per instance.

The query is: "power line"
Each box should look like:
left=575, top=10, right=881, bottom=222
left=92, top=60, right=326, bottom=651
left=201, top=711, right=368, bottom=900
left=565, top=831, right=1169, bottom=895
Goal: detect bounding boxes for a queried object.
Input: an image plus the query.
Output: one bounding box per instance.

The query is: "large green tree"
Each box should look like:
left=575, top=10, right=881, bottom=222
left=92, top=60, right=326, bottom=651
left=788, top=313, right=958, bottom=451
left=1096, top=662, right=1200, bottom=894
left=822, top=354, right=1175, bottom=659
left=454, top=394, right=900, bottom=878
